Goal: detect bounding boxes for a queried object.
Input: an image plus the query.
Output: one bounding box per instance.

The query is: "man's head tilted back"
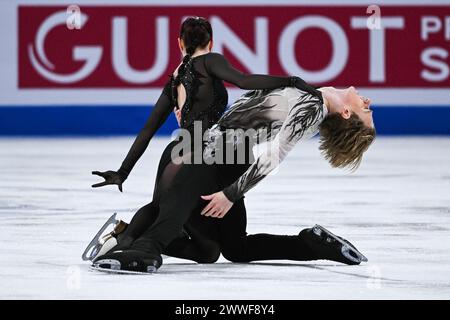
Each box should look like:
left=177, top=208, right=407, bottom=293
left=318, top=86, right=376, bottom=172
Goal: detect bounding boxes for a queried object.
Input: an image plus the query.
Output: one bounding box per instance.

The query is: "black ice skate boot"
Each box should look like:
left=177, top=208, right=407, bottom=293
left=82, top=213, right=129, bottom=261
left=92, top=249, right=162, bottom=274
left=299, top=225, right=368, bottom=265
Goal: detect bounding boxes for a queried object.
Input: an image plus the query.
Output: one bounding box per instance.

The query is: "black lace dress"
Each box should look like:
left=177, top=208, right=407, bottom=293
left=113, top=52, right=300, bottom=246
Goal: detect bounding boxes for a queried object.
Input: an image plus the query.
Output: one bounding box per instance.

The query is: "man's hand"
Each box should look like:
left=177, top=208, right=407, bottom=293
left=200, top=191, right=233, bottom=218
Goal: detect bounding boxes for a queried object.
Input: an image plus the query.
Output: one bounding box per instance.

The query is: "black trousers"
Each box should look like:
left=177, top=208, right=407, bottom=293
left=119, top=139, right=316, bottom=262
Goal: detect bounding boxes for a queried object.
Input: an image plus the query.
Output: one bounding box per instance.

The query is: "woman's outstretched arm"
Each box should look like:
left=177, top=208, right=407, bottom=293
left=118, top=80, right=173, bottom=180
left=92, top=80, right=173, bottom=191
left=205, top=52, right=295, bottom=90
left=205, top=52, right=322, bottom=98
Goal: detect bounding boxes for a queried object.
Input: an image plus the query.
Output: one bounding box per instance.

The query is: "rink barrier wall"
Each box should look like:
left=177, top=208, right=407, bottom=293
left=0, top=105, right=449, bottom=136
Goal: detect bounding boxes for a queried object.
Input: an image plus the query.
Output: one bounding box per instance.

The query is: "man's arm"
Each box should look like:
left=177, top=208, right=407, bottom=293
left=200, top=94, right=325, bottom=218
left=222, top=95, right=325, bottom=202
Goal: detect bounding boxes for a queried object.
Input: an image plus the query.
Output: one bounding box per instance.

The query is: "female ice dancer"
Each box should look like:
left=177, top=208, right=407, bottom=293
left=90, top=81, right=376, bottom=273
left=85, top=16, right=315, bottom=263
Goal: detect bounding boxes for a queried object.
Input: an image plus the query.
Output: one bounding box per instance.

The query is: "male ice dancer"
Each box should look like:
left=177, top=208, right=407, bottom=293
left=90, top=82, right=376, bottom=273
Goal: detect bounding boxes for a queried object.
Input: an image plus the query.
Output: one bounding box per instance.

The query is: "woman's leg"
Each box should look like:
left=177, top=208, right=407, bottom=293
left=164, top=218, right=220, bottom=264
left=115, top=140, right=179, bottom=243
left=129, top=162, right=222, bottom=259
left=114, top=191, right=220, bottom=264
left=107, top=139, right=220, bottom=263
left=112, top=196, right=220, bottom=263
left=115, top=201, right=159, bottom=248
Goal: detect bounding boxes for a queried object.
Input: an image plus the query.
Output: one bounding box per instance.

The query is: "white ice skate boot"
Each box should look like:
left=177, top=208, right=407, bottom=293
left=82, top=213, right=128, bottom=261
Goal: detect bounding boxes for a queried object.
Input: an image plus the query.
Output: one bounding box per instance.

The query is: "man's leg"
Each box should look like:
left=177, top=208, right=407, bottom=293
left=218, top=199, right=317, bottom=262
left=214, top=150, right=317, bottom=262
left=216, top=199, right=364, bottom=265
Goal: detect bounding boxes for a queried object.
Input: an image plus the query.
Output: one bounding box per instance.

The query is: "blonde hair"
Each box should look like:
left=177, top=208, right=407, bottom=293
left=318, top=113, right=376, bottom=172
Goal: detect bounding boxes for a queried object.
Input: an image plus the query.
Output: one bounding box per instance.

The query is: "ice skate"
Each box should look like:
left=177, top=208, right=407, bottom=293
left=81, top=213, right=128, bottom=261
left=300, top=224, right=368, bottom=265
left=92, top=249, right=161, bottom=274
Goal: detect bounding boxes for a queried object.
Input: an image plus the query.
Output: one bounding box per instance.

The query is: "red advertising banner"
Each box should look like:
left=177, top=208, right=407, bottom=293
left=19, top=5, right=450, bottom=88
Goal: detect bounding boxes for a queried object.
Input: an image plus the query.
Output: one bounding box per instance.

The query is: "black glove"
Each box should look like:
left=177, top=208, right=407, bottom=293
left=91, top=168, right=129, bottom=192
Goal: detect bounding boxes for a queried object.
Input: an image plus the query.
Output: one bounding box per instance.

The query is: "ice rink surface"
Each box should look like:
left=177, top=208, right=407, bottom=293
left=1, top=136, right=449, bottom=299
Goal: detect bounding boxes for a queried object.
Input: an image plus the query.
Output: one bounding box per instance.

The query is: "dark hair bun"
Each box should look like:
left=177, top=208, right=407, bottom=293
left=180, top=17, right=212, bottom=55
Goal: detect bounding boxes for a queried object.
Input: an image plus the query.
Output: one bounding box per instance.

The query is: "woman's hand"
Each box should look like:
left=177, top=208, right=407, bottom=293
left=200, top=191, right=233, bottom=219
left=91, top=170, right=125, bottom=192
left=174, top=107, right=182, bottom=127
left=292, top=76, right=321, bottom=98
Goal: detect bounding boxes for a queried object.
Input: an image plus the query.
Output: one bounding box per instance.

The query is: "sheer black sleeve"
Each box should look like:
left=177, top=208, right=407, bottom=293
left=205, top=52, right=294, bottom=90
left=117, top=80, right=173, bottom=180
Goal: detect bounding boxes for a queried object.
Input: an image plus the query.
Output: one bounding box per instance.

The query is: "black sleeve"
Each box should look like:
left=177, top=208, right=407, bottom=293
left=117, top=80, right=173, bottom=180
left=205, top=52, right=294, bottom=90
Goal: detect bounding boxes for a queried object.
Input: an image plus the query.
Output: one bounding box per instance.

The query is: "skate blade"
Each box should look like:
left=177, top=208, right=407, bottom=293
left=90, top=259, right=156, bottom=275
left=313, top=224, right=368, bottom=263
left=82, top=213, right=119, bottom=261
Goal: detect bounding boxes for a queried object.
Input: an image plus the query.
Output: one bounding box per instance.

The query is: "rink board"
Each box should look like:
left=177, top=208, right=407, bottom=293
left=1, top=0, right=450, bottom=135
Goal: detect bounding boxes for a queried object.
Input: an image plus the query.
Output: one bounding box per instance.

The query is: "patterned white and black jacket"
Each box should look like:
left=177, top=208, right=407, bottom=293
left=204, top=87, right=329, bottom=202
